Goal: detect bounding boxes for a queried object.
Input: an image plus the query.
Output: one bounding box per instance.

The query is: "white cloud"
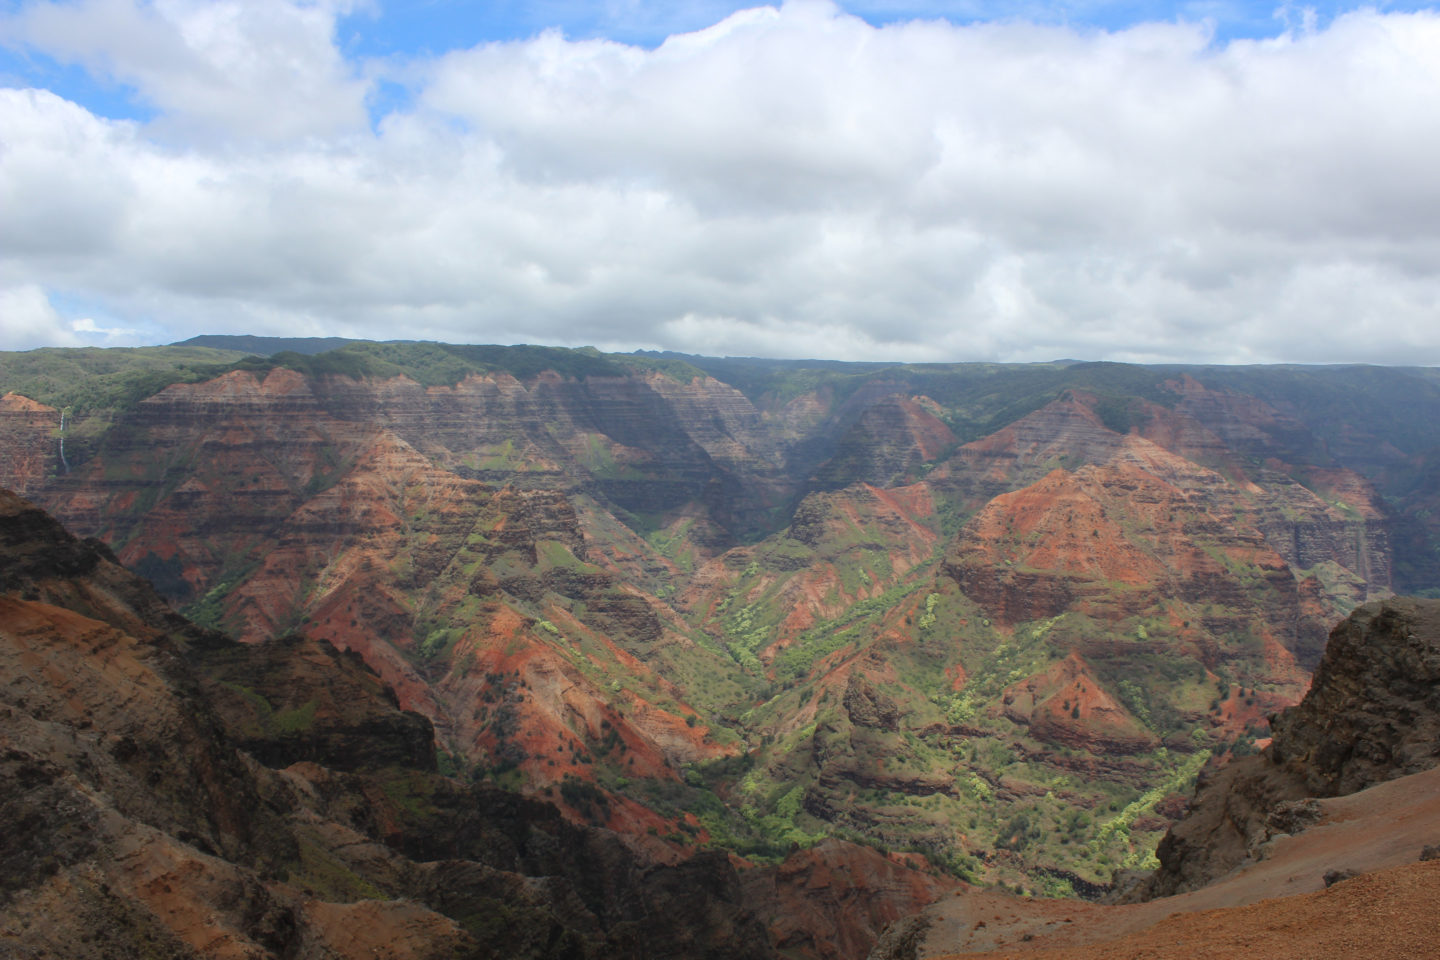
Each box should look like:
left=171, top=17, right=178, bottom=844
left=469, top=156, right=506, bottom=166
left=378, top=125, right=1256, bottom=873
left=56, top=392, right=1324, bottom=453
left=3, top=0, right=371, bottom=143
left=2, top=1, right=1440, bottom=362
left=70, top=316, right=138, bottom=337
left=0, top=284, right=81, bottom=350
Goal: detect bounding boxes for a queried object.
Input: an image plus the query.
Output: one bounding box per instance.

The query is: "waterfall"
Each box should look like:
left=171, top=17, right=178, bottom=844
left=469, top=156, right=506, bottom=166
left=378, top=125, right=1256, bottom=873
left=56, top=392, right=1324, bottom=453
left=58, top=408, right=70, bottom=474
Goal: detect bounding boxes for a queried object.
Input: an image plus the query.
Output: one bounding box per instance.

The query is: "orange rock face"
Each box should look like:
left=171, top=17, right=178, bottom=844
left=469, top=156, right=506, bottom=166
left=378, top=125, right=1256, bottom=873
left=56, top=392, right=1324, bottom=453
left=945, top=432, right=1336, bottom=681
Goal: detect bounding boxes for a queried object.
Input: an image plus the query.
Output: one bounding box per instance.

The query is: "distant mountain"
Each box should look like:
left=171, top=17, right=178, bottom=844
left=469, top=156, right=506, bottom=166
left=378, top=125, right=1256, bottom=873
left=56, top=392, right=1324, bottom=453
left=173, top=333, right=364, bottom=355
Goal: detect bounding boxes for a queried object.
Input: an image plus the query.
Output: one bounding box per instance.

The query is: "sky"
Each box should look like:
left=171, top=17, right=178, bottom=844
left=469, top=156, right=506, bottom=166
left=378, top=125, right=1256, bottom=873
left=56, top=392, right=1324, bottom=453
left=1, top=1, right=1439, bottom=364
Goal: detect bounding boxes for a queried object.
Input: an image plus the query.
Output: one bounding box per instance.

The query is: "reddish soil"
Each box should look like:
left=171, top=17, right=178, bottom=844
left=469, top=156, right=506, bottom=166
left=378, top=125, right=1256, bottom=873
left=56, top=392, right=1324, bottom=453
left=896, top=398, right=959, bottom=461
left=750, top=839, right=959, bottom=960
left=935, top=862, right=1440, bottom=960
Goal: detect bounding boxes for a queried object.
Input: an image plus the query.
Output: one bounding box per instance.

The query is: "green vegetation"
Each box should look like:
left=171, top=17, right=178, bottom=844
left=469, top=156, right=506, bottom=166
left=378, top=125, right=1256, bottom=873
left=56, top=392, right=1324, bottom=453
left=291, top=833, right=387, bottom=901
left=219, top=681, right=318, bottom=736
left=0, top=345, right=246, bottom=413
left=1092, top=749, right=1211, bottom=869
left=236, top=341, right=641, bottom=387
left=770, top=577, right=930, bottom=684
left=183, top=558, right=262, bottom=631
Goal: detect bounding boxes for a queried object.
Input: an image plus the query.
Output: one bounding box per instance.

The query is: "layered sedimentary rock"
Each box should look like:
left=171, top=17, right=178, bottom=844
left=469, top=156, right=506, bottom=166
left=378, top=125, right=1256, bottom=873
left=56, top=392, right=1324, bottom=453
left=0, top=392, right=59, bottom=494
left=27, top=368, right=751, bottom=829
left=815, top=396, right=957, bottom=488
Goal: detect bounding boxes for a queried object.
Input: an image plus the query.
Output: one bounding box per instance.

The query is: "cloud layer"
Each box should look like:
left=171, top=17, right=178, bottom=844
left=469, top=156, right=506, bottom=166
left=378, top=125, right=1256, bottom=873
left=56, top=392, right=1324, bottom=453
left=3, top=0, right=1440, bottom=363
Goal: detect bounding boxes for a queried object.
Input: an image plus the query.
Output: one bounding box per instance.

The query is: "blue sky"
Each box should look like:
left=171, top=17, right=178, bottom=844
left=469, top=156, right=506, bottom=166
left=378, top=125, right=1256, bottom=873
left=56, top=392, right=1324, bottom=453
left=5, top=2, right=1434, bottom=124
left=2, top=0, right=1440, bottom=363
left=338, top=1, right=1434, bottom=50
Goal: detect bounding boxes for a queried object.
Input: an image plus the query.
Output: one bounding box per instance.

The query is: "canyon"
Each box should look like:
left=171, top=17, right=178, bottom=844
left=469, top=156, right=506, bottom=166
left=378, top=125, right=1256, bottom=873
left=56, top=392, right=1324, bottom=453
left=4, top=339, right=1440, bottom=957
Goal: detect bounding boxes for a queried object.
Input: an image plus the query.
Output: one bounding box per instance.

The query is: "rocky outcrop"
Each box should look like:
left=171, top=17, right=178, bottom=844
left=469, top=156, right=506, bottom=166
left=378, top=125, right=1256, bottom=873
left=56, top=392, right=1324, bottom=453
left=1137, top=597, right=1440, bottom=899
left=1125, top=751, right=1312, bottom=901
left=843, top=672, right=901, bottom=731
left=996, top=653, right=1158, bottom=756
left=1268, top=597, right=1440, bottom=794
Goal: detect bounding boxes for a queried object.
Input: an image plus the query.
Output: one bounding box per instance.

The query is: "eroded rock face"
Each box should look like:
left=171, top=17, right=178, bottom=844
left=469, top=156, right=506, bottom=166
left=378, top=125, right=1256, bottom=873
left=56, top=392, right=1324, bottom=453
left=1, top=353, right=1425, bottom=908
left=938, top=389, right=1391, bottom=636
left=0, top=392, right=60, bottom=495
left=943, top=437, right=1334, bottom=671
left=815, top=397, right=957, bottom=489
left=1137, top=597, right=1440, bottom=900
left=24, top=371, right=742, bottom=821
left=996, top=653, right=1158, bottom=756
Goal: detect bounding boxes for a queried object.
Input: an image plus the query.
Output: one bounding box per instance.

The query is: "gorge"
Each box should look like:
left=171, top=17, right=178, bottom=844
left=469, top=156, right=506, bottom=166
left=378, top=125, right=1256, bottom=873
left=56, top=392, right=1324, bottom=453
left=4, top=338, right=1440, bottom=958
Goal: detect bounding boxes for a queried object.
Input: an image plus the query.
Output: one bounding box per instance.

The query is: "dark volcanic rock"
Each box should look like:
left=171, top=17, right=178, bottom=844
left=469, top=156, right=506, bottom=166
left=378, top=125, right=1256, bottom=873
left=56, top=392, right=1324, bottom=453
left=1133, top=752, right=1311, bottom=900
left=843, top=673, right=901, bottom=731
left=1268, top=597, right=1440, bottom=795
left=200, top=632, right=438, bottom=773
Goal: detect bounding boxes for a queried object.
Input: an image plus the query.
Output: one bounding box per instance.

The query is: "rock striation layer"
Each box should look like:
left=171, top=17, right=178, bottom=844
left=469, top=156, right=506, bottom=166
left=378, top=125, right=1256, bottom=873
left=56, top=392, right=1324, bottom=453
left=0, top=392, right=60, bottom=494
